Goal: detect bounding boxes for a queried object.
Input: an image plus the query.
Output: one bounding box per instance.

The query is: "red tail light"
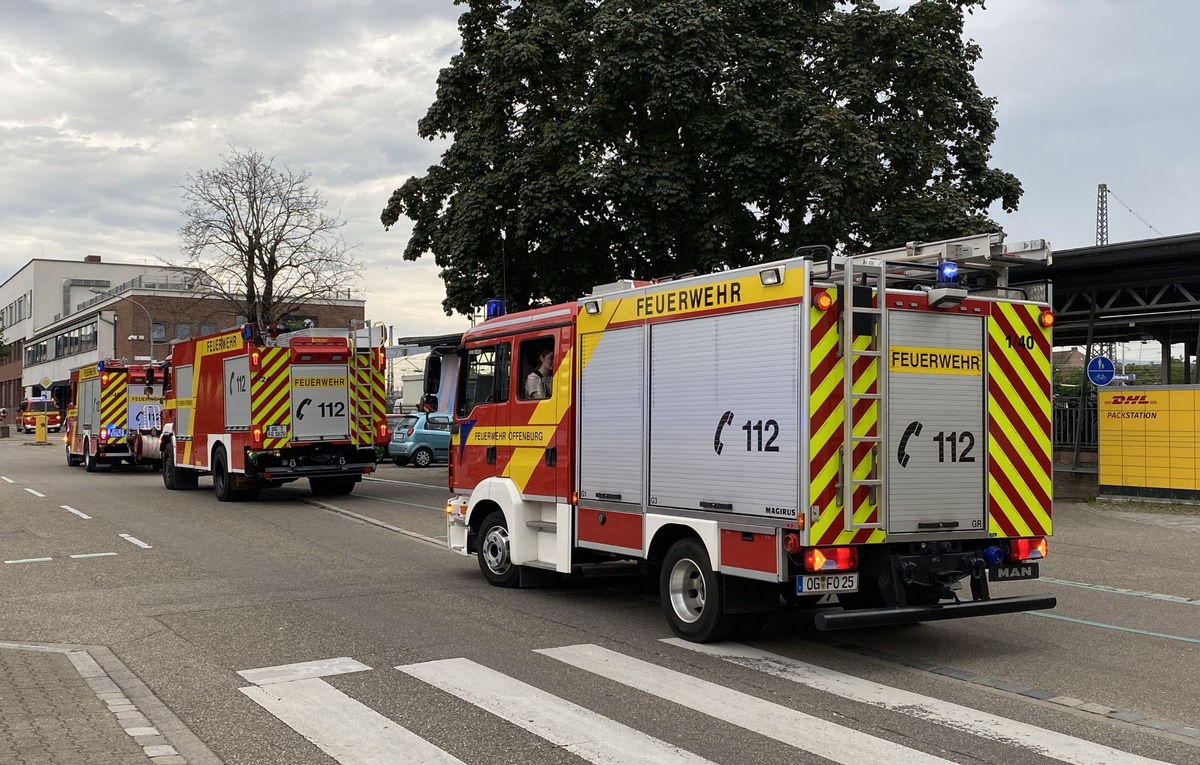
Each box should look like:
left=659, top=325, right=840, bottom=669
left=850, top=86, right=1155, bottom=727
left=803, top=546, right=858, bottom=572
left=378, top=422, right=388, bottom=439
left=407, top=426, right=415, bottom=436
left=376, top=347, right=386, bottom=370
left=249, top=350, right=262, bottom=371
left=814, top=291, right=834, bottom=311
left=251, top=425, right=263, bottom=446
left=1009, top=538, right=1047, bottom=562
left=782, top=532, right=802, bottom=554
left=98, top=429, right=108, bottom=444
left=101, top=373, right=109, bottom=386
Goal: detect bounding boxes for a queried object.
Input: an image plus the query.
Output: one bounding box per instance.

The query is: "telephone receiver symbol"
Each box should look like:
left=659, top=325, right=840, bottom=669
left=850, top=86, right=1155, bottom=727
left=898, top=420, right=922, bottom=468
left=714, top=410, right=735, bottom=455
left=297, top=397, right=313, bottom=420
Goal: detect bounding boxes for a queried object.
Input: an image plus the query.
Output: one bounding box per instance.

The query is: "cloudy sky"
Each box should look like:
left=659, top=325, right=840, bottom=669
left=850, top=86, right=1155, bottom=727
left=2, top=0, right=1198, bottom=343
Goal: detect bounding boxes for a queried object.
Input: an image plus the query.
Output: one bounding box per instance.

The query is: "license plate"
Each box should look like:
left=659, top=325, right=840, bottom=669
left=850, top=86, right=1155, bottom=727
left=107, top=427, right=126, bottom=437
left=798, top=573, right=859, bottom=594
left=266, top=425, right=288, bottom=438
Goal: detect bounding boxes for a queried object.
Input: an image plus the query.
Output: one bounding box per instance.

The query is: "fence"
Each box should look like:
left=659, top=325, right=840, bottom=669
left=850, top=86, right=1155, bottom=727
left=1052, top=396, right=1098, bottom=451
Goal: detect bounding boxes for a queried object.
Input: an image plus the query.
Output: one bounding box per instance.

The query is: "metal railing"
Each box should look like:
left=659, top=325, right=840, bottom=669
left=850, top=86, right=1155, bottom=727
left=1052, top=396, right=1097, bottom=451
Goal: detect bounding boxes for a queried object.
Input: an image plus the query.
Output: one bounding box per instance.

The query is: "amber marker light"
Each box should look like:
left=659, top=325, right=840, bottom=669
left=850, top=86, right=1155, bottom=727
left=1039, top=310, right=1055, bottom=328
left=815, top=292, right=834, bottom=311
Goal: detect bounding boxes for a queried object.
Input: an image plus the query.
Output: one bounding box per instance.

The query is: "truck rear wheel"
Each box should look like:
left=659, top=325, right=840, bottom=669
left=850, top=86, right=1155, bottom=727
left=66, top=444, right=82, bottom=467
left=476, top=510, right=519, bottom=587
left=163, top=445, right=198, bottom=490
left=84, top=439, right=98, bottom=473
left=660, top=537, right=738, bottom=643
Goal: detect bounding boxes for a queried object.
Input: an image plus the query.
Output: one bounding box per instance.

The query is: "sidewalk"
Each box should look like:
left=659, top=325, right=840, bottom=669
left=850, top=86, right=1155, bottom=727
left=0, top=642, right=214, bottom=765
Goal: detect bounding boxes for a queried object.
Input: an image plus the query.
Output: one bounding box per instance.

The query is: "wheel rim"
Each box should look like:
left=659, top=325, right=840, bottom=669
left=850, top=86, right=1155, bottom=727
left=481, top=525, right=511, bottom=576
left=668, top=556, right=706, bottom=624
left=415, top=450, right=431, bottom=467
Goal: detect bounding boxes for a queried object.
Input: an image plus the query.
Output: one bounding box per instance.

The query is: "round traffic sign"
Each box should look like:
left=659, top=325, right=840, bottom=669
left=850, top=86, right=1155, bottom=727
left=1086, top=356, right=1116, bottom=386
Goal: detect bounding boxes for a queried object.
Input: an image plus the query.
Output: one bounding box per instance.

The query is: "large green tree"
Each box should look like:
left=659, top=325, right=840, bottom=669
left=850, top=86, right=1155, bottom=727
left=383, top=0, right=1021, bottom=316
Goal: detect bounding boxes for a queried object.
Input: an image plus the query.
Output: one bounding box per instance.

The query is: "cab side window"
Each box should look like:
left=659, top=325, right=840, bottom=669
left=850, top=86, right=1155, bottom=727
left=458, top=343, right=511, bottom=416
left=518, top=337, right=555, bottom=401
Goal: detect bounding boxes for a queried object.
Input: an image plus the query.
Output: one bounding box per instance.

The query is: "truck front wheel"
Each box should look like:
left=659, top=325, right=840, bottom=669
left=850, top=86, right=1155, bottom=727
left=476, top=511, right=519, bottom=587
left=162, top=445, right=198, bottom=490
left=660, top=537, right=738, bottom=643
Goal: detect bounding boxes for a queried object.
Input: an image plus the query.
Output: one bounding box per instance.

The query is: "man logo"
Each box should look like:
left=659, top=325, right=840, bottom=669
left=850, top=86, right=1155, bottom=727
left=1110, top=395, right=1151, bottom=405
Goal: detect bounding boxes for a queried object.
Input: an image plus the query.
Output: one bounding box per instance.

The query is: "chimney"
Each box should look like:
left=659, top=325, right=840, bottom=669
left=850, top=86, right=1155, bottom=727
left=84, top=255, right=101, bottom=263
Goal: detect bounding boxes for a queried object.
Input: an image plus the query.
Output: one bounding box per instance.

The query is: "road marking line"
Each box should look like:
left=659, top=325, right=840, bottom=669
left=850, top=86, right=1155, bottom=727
left=24, top=488, right=45, bottom=497
left=1025, top=611, right=1200, bottom=644
left=1042, top=576, right=1200, bottom=606
left=301, top=499, right=445, bottom=548
left=119, top=534, right=152, bottom=549
left=1, top=476, right=13, bottom=483
left=70, top=552, right=118, bottom=559
left=239, top=657, right=371, bottom=686
left=665, top=639, right=1170, bottom=765
left=364, top=476, right=446, bottom=489
left=241, top=677, right=465, bottom=764
left=4, top=557, right=53, bottom=564
left=355, top=493, right=446, bottom=511
left=399, top=658, right=713, bottom=765
left=62, top=505, right=91, bottom=519
left=538, top=644, right=954, bottom=765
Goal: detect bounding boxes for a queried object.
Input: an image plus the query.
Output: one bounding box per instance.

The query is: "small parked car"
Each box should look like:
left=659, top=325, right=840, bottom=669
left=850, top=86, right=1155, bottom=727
left=388, top=412, right=451, bottom=467
left=18, top=397, right=62, bottom=433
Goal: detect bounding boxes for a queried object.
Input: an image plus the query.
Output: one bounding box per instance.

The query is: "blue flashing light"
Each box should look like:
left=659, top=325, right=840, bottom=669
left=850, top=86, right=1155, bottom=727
left=241, top=323, right=255, bottom=340
left=484, top=299, right=506, bottom=320
left=936, top=261, right=959, bottom=284
left=96, top=362, right=104, bottom=373
left=983, top=545, right=1004, bottom=566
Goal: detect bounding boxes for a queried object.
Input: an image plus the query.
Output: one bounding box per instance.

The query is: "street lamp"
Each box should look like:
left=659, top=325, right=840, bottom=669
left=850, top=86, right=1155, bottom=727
left=90, top=289, right=155, bottom=362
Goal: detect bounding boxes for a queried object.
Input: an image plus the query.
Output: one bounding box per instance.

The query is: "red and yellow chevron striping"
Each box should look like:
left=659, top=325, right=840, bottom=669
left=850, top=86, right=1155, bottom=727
left=253, top=348, right=291, bottom=449
left=100, top=371, right=128, bottom=444
left=987, top=303, right=1052, bottom=537
left=808, top=289, right=885, bottom=546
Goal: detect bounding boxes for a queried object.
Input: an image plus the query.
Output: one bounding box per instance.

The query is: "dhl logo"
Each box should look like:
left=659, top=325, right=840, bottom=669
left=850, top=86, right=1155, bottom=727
left=1109, top=395, right=1153, bottom=405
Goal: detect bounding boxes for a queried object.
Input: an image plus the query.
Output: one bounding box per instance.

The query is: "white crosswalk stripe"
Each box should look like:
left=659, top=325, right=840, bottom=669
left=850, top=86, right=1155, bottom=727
left=537, top=643, right=957, bottom=765
left=398, top=658, right=714, bottom=765
left=663, top=639, right=1172, bottom=765
left=241, top=645, right=1179, bottom=765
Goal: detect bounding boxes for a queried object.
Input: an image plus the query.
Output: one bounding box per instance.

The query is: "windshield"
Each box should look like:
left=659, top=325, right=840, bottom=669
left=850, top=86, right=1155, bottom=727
left=25, top=401, right=53, bottom=412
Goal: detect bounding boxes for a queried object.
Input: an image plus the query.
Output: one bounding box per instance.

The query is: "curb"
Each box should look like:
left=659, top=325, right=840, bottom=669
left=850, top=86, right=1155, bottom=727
left=0, top=641, right=222, bottom=764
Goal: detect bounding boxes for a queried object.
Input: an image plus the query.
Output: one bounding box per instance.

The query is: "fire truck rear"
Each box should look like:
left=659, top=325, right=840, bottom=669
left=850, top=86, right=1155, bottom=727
left=64, top=360, right=165, bottom=472
left=437, top=232, right=1058, bottom=642
left=159, top=322, right=388, bottom=501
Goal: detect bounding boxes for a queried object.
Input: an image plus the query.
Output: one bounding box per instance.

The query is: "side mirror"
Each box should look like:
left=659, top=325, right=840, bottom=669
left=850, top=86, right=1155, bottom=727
left=423, top=355, right=442, bottom=395
left=420, top=393, right=438, bottom=413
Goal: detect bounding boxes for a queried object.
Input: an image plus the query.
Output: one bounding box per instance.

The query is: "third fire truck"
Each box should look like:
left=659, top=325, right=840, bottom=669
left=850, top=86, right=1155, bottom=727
left=434, top=232, right=1058, bottom=642
left=159, top=322, right=389, bottom=501
left=65, top=359, right=165, bottom=472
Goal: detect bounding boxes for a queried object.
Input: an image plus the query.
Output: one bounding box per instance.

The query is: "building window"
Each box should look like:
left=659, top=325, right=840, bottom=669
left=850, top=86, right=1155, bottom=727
left=151, top=322, right=168, bottom=341
left=199, top=323, right=217, bottom=336
left=174, top=324, right=192, bottom=340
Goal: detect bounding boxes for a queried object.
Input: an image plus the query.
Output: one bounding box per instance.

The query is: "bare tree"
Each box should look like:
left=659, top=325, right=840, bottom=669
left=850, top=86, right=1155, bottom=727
left=179, top=147, right=363, bottom=329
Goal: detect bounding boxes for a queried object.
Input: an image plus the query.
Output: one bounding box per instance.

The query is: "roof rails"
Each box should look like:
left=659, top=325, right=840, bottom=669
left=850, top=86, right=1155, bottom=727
left=830, top=232, right=1052, bottom=288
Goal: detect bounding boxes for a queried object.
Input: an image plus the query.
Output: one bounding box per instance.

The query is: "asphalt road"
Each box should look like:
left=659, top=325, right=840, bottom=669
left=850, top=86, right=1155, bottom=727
left=1, top=432, right=1198, bottom=764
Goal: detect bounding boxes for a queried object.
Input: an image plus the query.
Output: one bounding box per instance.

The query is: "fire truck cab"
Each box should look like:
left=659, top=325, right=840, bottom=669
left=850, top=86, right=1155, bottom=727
left=437, top=232, right=1059, bottom=642
left=159, top=322, right=389, bottom=501
left=65, top=360, right=165, bottom=472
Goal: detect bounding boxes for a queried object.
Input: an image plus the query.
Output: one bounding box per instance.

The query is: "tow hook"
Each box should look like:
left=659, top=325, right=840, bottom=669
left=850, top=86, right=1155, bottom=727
left=970, top=557, right=986, bottom=579
left=900, top=561, right=918, bottom=585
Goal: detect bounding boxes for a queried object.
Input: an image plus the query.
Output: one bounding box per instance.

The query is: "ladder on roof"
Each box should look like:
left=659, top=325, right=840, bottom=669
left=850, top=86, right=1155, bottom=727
left=827, top=232, right=1051, bottom=530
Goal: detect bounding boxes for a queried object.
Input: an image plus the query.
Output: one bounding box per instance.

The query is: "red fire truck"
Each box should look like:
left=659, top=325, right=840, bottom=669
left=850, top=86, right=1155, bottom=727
left=434, top=232, right=1058, bottom=641
left=159, top=322, right=389, bottom=501
left=64, top=360, right=165, bottom=471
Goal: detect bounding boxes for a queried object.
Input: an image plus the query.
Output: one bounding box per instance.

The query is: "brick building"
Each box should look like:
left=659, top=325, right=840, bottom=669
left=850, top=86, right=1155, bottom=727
left=0, top=255, right=364, bottom=416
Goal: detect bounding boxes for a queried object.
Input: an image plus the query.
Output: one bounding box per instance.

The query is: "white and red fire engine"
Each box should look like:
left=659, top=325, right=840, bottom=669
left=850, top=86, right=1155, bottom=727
left=64, top=360, right=165, bottom=472
left=435, top=232, right=1058, bottom=641
left=158, top=322, right=389, bottom=501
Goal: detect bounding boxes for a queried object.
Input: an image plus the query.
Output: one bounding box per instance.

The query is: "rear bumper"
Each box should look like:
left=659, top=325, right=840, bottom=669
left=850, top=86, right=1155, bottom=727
left=815, top=593, right=1057, bottom=630
left=260, top=464, right=374, bottom=480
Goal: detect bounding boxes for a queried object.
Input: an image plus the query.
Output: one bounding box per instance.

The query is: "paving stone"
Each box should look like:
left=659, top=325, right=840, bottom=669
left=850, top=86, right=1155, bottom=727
left=1077, top=702, right=1116, bottom=715
left=134, top=734, right=168, bottom=747
left=142, top=744, right=178, bottom=757
left=123, top=726, right=159, bottom=737
left=1048, top=696, right=1085, bottom=707
left=1133, top=718, right=1176, bottom=731
left=151, top=757, right=188, bottom=765
left=1107, top=709, right=1144, bottom=722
